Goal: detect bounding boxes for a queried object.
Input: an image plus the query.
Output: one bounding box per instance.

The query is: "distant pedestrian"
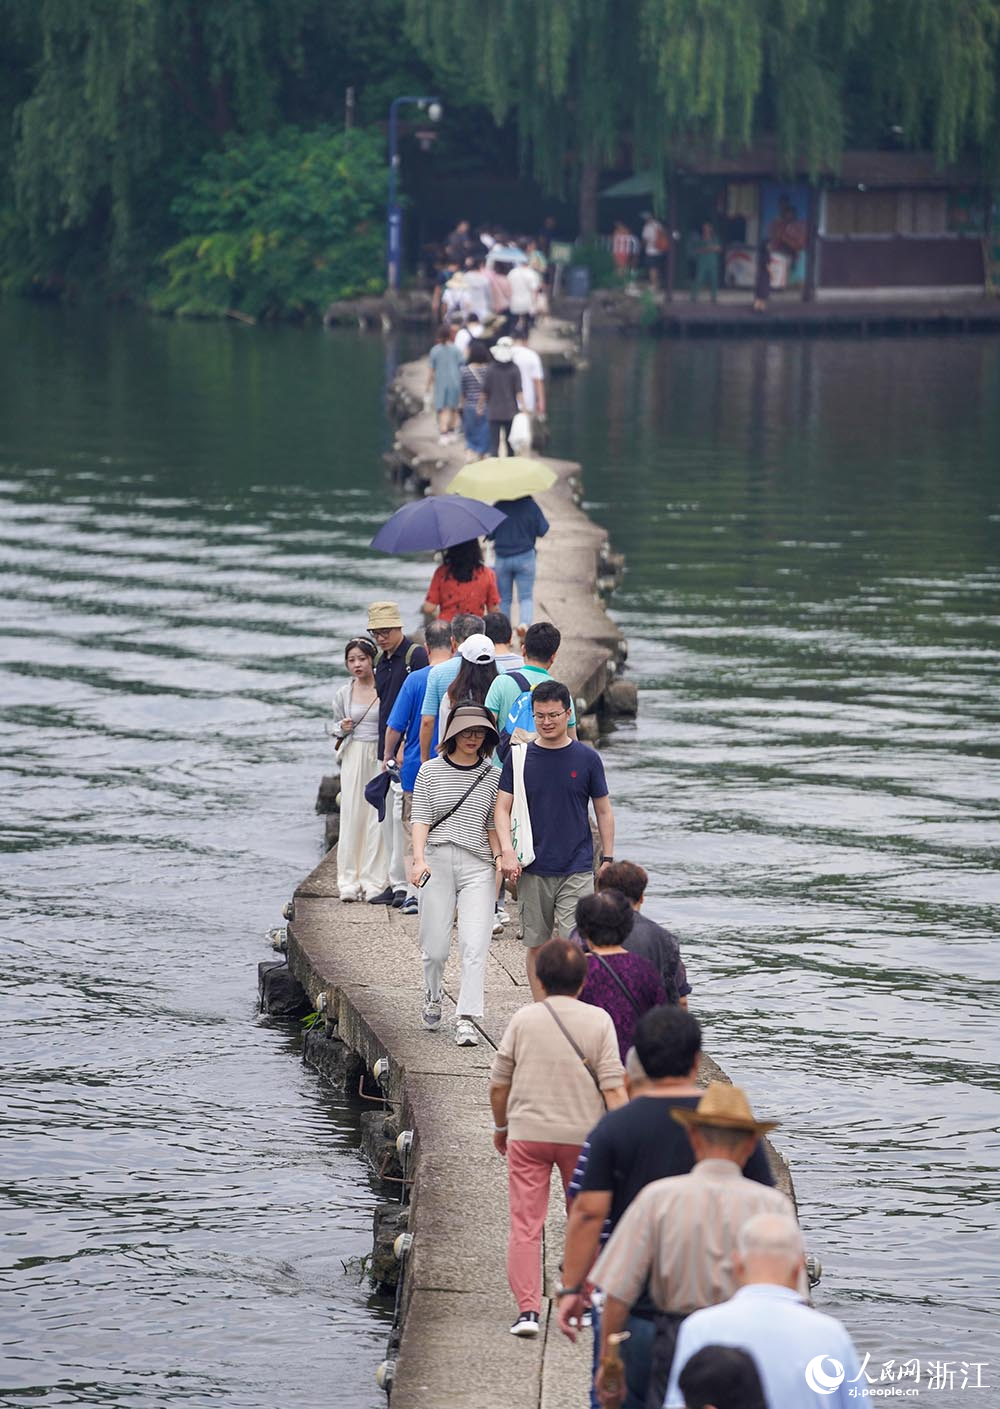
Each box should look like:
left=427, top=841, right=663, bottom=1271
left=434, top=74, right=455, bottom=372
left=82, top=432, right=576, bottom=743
left=330, top=637, right=386, bottom=902
left=640, top=211, right=669, bottom=289
left=421, top=538, right=499, bottom=625
left=666, top=1215, right=871, bottom=1408
left=460, top=340, right=491, bottom=457
left=383, top=619, right=454, bottom=916
left=508, top=257, right=541, bottom=335
left=752, top=240, right=771, bottom=313
left=511, top=329, right=546, bottom=440
left=463, top=257, right=492, bottom=324
left=691, top=222, right=721, bottom=302
left=410, top=703, right=502, bottom=1047
left=595, top=860, right=691, bottom=1006
left=611, top=221, right=639, bottom=278
left=575, top=889, right=666, bottom=1062
left=480, top=338, right=523, bottom=456
left=489, top=937, right=627, bottom=1338
left=427, top=326, right=464, bottom=443
left=496, top=679, right=613, bottom=998
left=484, top=610, right=524, bottom=672
left=368, top=601, right=429, bottom=907
left=487, top=493, right=549, bottom=629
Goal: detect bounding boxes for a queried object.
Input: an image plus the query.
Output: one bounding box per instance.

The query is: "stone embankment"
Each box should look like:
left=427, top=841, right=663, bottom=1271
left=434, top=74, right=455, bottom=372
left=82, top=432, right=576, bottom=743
left=272, top=321, right=793, bottom=1407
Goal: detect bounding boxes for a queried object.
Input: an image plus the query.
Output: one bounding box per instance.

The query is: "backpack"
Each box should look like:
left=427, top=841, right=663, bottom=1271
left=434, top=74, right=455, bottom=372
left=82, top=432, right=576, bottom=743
left=495, top=671, right=534, bottom=762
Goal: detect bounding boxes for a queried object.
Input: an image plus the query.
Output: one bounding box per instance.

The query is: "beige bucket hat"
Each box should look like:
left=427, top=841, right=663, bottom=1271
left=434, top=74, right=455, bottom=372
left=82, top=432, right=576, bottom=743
left=367, top=601, right=403, bottom=630
left=670, top=1082, right=780, bottom=1136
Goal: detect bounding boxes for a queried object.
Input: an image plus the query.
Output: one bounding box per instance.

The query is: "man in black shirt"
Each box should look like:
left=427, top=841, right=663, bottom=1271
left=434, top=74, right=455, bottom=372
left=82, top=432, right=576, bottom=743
left=597, top=861, right=692, bottom=1006
left=367, top=601, right=428, bottom=906
left=556, top=1008, right=775, bottom=1408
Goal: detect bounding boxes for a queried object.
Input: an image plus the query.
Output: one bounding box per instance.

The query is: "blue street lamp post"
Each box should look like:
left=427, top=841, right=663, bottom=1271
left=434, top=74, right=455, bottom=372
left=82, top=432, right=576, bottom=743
left=387, top=96, right=442, bottom=292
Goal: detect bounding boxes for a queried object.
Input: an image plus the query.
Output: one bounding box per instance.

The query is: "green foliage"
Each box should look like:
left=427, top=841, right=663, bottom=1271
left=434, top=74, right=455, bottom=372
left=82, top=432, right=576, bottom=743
left=406, top=0, right=1000, bottom=202
left=570, top=240, right=617, bottom=289
left=151, top=127, right=387, bottom=320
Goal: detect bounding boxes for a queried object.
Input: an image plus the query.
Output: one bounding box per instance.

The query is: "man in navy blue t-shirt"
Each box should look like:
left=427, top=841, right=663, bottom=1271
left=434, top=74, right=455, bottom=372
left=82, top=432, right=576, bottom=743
left=496, top=679, right=615, bottom=998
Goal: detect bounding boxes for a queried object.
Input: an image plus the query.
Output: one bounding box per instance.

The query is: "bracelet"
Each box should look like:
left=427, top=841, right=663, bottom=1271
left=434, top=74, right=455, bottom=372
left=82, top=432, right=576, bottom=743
left=492, top=854, right=502, bottom=863
left=602, top=855, right=614, bottom=863
left=492, top=1124, right=508, bottom=1133
left=555, top=1283, right=583, bottom=1298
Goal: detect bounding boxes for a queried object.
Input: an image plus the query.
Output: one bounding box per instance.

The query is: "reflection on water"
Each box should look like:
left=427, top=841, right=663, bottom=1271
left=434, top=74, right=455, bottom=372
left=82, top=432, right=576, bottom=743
left=0, top=307, right=429, bottom=1407
left=553, top=336, right=1000, bottom=1380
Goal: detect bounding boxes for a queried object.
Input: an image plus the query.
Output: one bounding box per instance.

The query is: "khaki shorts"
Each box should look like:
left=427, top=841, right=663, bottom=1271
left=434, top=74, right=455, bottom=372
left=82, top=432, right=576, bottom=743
left=517, top=871, right=594, bottom=949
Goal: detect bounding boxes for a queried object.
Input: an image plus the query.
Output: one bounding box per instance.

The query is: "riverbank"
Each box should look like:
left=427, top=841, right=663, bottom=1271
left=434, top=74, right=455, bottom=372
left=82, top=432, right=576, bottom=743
left=284, top=321, right=795, bottom=1406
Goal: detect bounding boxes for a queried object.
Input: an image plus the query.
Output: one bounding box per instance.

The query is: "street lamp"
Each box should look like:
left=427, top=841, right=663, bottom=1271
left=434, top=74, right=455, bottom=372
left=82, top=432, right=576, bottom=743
left=387, top=96, right=442, bottom=292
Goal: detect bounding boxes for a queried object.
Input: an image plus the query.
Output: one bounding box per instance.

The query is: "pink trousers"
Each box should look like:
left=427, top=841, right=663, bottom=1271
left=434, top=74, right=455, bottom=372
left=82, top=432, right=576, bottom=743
left=506, top=1139, right=582, bottom=1313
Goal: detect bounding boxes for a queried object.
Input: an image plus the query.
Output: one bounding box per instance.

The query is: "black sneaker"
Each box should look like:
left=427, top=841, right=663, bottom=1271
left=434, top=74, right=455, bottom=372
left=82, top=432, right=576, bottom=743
left=510, top=1310, right=540, bottom=1338
left=390, top=889, right=407, bottom=908
left=367, top=887, right=395, bottom=905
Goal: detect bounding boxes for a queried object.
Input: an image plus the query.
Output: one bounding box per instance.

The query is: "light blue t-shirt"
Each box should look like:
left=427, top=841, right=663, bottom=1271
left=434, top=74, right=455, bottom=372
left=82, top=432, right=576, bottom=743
left=420, top=656, right=461, bottom=719
left=665, top=1284, right=871, bottom=1409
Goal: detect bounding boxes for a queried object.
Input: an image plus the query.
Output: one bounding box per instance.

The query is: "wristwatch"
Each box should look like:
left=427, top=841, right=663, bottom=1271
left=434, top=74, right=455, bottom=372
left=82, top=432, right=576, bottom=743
left=601, top=855, right=614, bottom=864
left=555, top=1283, right=583, bottom=1298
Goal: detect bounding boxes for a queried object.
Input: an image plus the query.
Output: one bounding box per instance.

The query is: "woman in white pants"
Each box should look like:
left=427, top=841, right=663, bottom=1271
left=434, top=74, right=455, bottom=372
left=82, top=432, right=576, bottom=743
left=410, top=702, right=502, bottom=1047
left=331, top=638, right=387, bottom=901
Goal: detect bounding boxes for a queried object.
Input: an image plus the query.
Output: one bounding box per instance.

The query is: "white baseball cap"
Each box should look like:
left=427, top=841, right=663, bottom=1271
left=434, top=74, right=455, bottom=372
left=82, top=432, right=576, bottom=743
left=458, top=633, right=496, bottom=664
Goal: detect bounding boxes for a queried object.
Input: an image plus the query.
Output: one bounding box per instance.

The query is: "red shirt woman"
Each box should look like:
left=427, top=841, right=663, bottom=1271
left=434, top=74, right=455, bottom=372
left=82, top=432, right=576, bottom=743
left=422, top=539, right=500, bottom=623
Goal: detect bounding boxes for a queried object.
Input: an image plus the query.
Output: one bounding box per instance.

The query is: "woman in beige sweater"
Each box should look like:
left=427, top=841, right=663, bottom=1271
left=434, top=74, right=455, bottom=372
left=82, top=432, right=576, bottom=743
left=490, top=938, right=626, bottom=1338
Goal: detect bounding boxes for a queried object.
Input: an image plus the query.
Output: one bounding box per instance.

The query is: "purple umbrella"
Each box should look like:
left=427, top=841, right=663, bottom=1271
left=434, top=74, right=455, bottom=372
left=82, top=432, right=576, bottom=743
left=370, top=494, right=506, bottom=554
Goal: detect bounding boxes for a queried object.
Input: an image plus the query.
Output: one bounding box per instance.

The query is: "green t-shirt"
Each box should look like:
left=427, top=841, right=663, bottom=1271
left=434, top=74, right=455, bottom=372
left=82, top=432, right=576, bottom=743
left=485, top=664, right=577, bottom=765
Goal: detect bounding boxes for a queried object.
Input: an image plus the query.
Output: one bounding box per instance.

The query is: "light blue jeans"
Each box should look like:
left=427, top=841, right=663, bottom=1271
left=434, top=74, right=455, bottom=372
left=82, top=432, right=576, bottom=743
left=494, top=548, right=537, bottom=627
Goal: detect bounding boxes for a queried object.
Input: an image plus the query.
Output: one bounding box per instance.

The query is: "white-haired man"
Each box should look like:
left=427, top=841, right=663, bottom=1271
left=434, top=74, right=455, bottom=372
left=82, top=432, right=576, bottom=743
left=665, top=1213, right=870, bottom=1408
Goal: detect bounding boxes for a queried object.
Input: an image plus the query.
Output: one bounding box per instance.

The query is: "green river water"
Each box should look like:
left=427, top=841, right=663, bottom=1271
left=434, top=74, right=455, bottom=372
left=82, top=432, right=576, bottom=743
left=1, top=305, right=998, bottom=1405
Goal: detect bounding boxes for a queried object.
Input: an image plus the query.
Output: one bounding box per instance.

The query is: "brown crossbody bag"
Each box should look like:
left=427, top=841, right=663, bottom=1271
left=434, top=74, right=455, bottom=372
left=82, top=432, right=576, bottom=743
left=542, top=1001, right=607, bottom=1108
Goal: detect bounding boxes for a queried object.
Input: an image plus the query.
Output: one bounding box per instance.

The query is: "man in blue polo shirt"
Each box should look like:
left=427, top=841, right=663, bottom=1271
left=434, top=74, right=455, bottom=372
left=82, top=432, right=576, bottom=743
left=418, top=612, right=484, bottom=762
left=384, top=620, right=453, bottom=916
left=495, top=679, right=615, bottom=998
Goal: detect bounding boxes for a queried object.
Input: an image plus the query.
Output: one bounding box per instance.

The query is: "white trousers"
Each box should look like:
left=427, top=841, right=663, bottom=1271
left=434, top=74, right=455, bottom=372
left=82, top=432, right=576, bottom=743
left=419, top=842, right=495, bottom=1017
left=337, top=740, right=387, bottom=898
left=380, top=781, right=407, bottom=892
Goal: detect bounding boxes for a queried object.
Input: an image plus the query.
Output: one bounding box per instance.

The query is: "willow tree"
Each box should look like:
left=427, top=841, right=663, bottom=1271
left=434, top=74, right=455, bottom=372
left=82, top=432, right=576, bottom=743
left=405, top=0, right=1000, bottom=232
left=7, top=0, right=319, bottom=279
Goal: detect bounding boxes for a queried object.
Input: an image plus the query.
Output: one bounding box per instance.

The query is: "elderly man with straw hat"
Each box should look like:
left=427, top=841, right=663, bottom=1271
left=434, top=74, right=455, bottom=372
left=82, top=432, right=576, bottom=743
left=589, top=1082, right=798, bottom=1409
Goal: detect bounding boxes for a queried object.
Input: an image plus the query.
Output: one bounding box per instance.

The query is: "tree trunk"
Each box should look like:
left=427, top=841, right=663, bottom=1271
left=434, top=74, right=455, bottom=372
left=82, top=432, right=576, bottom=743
left=578, top=158, right=599, bottom=240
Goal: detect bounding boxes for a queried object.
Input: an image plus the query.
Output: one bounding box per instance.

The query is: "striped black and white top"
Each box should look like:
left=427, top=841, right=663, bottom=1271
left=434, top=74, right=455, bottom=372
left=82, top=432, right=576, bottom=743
left=411, top=756, right=500, bottom=866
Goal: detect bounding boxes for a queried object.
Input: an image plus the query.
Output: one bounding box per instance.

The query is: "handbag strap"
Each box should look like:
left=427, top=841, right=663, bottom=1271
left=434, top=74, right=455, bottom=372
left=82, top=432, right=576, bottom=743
left=428, top=765, right=492, bottom=833
left=542, top=1001, right=605, bottom=1103
left=335, top=691, right=377, bottom=753
left=585, top=947, right=643, bottom=1017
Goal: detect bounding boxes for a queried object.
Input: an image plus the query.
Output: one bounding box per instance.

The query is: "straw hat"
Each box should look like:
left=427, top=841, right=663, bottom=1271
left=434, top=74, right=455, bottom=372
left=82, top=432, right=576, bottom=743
left=458, top=633, right=496, bottom=665
left=671, top=1082, right=779, bottom=1136
left=439, top=702, right=500, bottom=751
left=367, top=601, right=403, bottom=630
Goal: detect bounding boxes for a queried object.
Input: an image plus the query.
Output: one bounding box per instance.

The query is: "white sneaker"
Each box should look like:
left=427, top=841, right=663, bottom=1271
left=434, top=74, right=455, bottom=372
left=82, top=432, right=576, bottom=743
left=422, top=994, right=442, bottom=1031
left=495, top=906, right=511, bottom=925
left=492, top=918, right=504, bottom=936
left=339, top=887, right=359, bottom=903
left=455, top=1019, right=479, bottom=1047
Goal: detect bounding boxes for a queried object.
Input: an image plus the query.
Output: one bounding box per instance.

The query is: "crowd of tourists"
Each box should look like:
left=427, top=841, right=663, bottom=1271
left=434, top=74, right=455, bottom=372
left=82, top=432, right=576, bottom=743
left=328, top=331, right=868, bottom=1407
left=426, top=218, right=550, bottom=457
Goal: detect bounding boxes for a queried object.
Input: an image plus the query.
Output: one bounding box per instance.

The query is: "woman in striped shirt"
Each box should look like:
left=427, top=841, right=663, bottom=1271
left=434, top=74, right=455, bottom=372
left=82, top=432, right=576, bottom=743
left=410, top=702, right=502, bottom=1047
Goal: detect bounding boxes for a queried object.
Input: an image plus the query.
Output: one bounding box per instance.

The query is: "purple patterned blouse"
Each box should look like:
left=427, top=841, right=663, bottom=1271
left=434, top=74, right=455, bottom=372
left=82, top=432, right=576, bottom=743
left=578, top=950, right=667, bottom=1063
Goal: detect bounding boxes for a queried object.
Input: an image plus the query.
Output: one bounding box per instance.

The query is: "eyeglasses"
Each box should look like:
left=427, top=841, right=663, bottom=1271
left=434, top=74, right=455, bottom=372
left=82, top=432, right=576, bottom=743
left=459, top=727, right=487, bottom=738
left=532, top=708, right=567, bottom=723
left=370, top=627, right=396, bottom=638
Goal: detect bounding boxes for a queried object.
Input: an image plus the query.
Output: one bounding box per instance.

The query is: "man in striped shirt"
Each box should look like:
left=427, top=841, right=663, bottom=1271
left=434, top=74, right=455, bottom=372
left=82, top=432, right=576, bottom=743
left=589, top=1082, right=796, bottom=1409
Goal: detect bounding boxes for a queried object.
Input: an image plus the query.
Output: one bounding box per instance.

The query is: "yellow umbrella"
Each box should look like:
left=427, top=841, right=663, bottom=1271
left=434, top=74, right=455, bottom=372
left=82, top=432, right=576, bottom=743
left=446, top=456, right=557, bottom=504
